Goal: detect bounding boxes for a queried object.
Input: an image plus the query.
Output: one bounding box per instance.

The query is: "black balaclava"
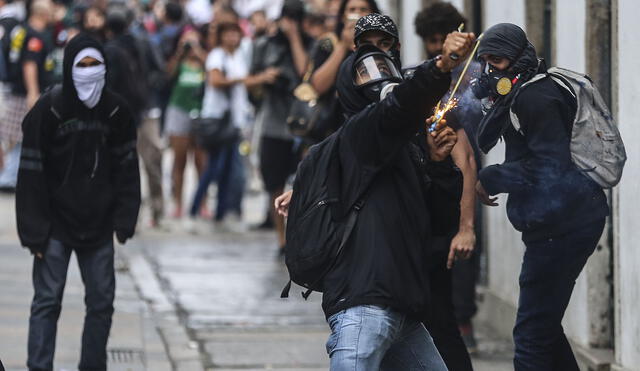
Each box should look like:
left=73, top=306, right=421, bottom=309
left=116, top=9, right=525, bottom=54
left=337, top=52, right=371, bottom=117
left=62, top=33, right=108, bottom=114
left=475, top=23, right=542, bottom=153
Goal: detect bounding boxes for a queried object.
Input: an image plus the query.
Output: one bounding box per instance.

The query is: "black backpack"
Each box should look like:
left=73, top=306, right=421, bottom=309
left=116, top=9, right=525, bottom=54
left=280, top=129, right=367, bottom=300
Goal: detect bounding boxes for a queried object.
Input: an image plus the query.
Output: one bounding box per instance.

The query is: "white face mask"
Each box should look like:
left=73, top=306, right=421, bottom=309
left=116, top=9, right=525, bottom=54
left=72, top=48, right=106, bottom=109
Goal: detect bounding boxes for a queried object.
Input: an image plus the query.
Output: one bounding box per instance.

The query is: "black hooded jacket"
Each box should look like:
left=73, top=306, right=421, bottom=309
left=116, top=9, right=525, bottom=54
left=475, top=24, right=608, bottom=241
left=16, top=33, right=141, bottom=250
left=320, top=56, right=462, bottom=320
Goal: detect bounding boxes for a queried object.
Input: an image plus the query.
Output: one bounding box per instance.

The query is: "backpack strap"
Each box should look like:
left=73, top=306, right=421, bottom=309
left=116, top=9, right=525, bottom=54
left=280, top=189, right=370, bottom=300
left=509, top=73, right=548, bottom=135
left=510, top=71, right=576, bottom=137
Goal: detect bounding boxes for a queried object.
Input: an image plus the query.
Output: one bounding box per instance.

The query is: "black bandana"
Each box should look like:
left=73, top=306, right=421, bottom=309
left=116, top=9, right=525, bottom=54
left=337, top=52, right=371, bottom=117
left=475, top=23, right=542, bottom=153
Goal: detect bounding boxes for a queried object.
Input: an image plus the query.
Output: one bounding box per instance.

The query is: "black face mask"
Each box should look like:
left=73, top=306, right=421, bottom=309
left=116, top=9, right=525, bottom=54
left=471, top=61, right=518, bottom=99
left=352, top=44, right=403, bottom=102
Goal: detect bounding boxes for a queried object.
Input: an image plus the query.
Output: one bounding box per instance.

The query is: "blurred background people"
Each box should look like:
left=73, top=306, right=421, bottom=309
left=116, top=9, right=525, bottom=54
left=249, top=0, right=312, bottom=256
left=189, top=21, right=252, bottom=232
left=0, top=0, right=54, bottom=191
left=304, top=0, right=379, bottom=143
left=104, top=4, right=165, bottom=226
left=164, top=26, right=207, bottom=218
left=81, top=5, right=106, bottom=41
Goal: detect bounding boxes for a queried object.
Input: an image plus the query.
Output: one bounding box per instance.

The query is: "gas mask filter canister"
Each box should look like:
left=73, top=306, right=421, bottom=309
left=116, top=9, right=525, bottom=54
left=471, top=60, right=517, bottom=99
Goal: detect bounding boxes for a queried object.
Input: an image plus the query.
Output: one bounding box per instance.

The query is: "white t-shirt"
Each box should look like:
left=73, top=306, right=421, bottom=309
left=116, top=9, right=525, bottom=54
left=201, top=45, right=251, bottom=129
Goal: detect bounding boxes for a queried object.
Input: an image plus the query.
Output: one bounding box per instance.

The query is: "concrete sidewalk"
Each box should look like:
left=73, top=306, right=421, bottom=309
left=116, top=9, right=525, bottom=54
left=0, top=194, right=171, bottom=371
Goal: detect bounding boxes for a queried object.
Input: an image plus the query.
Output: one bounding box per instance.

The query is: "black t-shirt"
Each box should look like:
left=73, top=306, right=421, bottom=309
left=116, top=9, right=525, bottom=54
left=11, top=26, right=54, bottom=95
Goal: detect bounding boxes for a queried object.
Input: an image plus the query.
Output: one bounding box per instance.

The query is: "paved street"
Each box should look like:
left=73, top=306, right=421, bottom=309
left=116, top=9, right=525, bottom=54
left=0, top=191, right=513, bottom=370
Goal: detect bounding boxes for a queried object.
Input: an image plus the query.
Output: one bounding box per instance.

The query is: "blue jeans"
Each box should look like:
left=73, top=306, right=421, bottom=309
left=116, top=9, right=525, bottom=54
left=513, top=219, right=605, bottom=371
left=190, top=141, right=245, bottom=220
left=326, top=305, right=448, bottom=371
left=28, top=239, right=115, bottom=371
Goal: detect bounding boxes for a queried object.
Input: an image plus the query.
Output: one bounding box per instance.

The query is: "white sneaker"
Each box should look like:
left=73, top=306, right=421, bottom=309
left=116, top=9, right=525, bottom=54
left=221, top=213, right=248, bottom=234
left=183, top=217, right=198, bottom=234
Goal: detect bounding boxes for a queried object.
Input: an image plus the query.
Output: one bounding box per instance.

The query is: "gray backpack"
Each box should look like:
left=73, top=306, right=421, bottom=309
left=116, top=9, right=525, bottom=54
left=510, top=67, right=626, bottom=188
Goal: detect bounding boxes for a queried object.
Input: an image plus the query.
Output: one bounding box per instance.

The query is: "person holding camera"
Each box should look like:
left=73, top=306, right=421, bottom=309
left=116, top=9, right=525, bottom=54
left=164, top=27, right=208, bottom=219
left=249, top=0, right=313, bottom=255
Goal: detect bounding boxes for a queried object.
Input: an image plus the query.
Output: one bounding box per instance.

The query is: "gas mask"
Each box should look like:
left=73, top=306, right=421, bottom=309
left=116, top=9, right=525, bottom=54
left=471, top=60, right=519, bottom=99
left=352, top=44, right=403, bottom=102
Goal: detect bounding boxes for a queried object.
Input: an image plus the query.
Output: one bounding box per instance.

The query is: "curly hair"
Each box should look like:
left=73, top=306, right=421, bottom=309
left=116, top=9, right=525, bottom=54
left=414, top=1, right=467, bottom=40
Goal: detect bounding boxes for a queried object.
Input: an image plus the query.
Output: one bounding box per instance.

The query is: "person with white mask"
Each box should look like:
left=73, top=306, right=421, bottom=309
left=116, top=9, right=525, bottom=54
left=16, top=33, right=141, bottom=371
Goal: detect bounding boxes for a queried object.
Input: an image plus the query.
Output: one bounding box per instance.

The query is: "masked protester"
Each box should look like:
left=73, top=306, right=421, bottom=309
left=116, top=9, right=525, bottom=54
left=16, top=33, right=141, bottom=371
left=317, top=14, right=474, bottom=370
left=473, top=23, right=609, bottom=371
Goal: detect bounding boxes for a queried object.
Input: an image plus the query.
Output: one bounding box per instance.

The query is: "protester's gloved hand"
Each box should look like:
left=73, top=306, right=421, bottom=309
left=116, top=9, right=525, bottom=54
left=115, top=230, right=129, bottom=245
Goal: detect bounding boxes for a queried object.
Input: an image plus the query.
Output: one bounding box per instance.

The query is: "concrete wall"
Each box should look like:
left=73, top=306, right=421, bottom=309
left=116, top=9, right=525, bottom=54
left=614, top=0, right=640, bottom=367
left=399, top=0, right=425, bottom=66
left=554, top=0, right=586, bottom=70
left=552, top=0, right=593, bottom=348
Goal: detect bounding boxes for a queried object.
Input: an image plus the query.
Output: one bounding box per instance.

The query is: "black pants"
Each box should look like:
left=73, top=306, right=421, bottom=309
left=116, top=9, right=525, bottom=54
left=424, top=247, right=474, bottom=371
left=513, top=219, right=605, bottom=371
left=27, top=239, right=115, bottom=371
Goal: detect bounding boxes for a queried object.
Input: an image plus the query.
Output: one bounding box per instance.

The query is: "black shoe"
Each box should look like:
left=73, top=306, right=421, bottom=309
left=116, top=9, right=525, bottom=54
left=0, top=186, right=15, bottom=194
left=252, top=216, right=274, bottom=230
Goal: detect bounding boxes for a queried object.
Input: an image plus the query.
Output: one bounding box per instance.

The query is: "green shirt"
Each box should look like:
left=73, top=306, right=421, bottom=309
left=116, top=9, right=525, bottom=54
left=169, top=62, right=205, bottom=113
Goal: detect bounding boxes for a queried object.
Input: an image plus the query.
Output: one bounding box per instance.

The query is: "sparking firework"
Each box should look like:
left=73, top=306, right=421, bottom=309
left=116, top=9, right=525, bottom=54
left=429, top=97, right=459, bottom=132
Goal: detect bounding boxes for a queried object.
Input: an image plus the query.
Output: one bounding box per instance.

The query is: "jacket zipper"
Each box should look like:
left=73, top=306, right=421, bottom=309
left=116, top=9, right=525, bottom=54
left=90, top=148, right=99, bottom=179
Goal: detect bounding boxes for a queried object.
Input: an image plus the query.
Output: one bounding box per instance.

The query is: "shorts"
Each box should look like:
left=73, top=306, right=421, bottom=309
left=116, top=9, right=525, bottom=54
left=0, top=93, right=28, bottom=143
left=164, top=105, right=193, bottom=136
left=259, top=136, right=297, bottom=192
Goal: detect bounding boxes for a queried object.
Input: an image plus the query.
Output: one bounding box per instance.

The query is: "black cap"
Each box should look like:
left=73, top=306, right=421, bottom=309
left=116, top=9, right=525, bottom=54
left=354, top=13, right=399, bottom=43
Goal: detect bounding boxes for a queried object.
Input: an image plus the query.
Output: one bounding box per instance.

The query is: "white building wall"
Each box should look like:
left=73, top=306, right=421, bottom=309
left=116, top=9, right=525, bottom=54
left=399, top=0, right=424, bottom=66
left=554, top=0, right=586, bottom=71
left=615, top=0, right=640, bottom=367
left=553, top=0, right=591, bottom=347
left=447, top=0, right=465, bottom=13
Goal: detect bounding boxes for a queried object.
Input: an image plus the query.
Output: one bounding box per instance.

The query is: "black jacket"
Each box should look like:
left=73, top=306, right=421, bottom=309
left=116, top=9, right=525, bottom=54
left=321, top=61, right=462, bottom=320
left=16, top=33, right=140, bottom=251
left=478, top=77, right=608, bottom=242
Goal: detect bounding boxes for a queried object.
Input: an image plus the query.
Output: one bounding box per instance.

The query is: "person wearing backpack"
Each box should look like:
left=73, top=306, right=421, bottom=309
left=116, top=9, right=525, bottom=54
left=283, top=13, right=474, bottom=370
left=16, top=33, right=140, bottom=371
left=473, top=23, right=617, bottom=371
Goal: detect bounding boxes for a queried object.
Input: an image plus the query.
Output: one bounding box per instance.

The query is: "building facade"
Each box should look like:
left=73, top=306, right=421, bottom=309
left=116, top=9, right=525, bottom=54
left=378, top=1, right=639, bottom=370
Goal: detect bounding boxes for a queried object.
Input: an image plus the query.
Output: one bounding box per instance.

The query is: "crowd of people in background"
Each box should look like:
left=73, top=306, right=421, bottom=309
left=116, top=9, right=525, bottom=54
left=0, top=0, right=417, bottom=251
left=1, top=0, right=486, bottom=367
